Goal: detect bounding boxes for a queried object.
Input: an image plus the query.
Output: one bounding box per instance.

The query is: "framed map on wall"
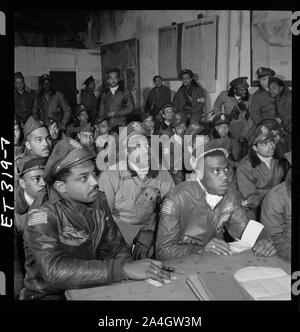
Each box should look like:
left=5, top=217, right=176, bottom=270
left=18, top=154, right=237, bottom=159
left=250, top=11, right=292, bottom=87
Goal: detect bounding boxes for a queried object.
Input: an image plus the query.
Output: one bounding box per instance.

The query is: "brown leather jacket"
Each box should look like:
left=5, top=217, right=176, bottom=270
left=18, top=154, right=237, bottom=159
left=22, top=187, right=131, bottom=300
left=155, top=180, right=249, bottom=260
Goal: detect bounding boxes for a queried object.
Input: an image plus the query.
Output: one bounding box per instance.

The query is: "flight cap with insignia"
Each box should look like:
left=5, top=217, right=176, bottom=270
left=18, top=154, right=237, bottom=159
left=178, top=68, right=193, bottom=80
left=23, top=116, right=46, bottom=138
left=83, top=75, right=95, bottom=86
left=44, top=137, right=95, bottom=180
left=79, top=122, right=93, bottom=133
left=256, top=67, right=276, bottom=79
left=212, top=113, right=231, bottom=128
left=250, top=125, right=275, bottom=146
left=75, top=104, right=88, bottom=117
left=17, top=155, right=47, bottom=177
left=229, top=77, right=249, bottom=89
left=191, top=139, right=229, bottom=170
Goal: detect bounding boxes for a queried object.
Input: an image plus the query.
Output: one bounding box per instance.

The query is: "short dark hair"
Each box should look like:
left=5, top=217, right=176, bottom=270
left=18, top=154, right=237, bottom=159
left=153, top=75, right=162, bottom=82
left=52, top=167, right=72, bottom=185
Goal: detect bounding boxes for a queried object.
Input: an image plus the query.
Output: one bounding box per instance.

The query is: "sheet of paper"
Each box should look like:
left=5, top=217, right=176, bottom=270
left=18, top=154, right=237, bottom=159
left=240, top=220, right=264, bottom=246
left=228, top=240, right=252, bottom=254
left=234, top=266, right=288, bottom=282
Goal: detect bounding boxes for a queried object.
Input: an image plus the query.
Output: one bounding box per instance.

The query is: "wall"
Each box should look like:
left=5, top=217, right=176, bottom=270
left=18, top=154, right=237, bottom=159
left=92, top=10, right=255, bottom=110
left=14, top=46, right=102, bottom=102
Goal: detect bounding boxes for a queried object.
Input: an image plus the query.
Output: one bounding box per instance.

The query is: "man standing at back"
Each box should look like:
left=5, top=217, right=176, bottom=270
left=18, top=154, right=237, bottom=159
left=144, top=75, right=171, bottom=117
left=98, top=68, right=135, bottom=132
left=33, top=73, right=72, bottom=132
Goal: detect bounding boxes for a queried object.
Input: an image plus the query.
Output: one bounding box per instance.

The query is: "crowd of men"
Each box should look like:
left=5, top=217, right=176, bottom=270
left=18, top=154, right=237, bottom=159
left=14, top=66, right=291, bottom=300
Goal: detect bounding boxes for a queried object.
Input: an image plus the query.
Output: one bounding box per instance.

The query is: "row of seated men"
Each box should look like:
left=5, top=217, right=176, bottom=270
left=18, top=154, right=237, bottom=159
left=14, top=66, right=291, bottom=300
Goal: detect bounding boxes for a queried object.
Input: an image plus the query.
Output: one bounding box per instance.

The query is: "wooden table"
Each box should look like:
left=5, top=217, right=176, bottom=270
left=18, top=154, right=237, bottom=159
left=65, top=251, right=290, bottom=301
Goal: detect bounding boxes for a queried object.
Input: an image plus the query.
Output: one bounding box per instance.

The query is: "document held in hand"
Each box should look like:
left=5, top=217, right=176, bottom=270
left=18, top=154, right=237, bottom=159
left=228, top=220, right=264, bottom=253
left=234, top=266, right=291, bottom=300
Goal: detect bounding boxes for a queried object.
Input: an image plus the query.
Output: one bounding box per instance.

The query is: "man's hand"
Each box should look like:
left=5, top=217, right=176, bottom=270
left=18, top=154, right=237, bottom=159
left=204, top=238, right=232, bottom=255
left=132, top=230, right=154, bottom=260
left=122, top=259, right=171, bottom=283
left=252, top=239, right=277, bottom=257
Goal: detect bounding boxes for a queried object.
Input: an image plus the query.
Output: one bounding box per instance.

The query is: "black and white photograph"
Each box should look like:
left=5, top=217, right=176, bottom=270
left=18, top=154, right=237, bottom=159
left=0, top=7, right=299, bottom=325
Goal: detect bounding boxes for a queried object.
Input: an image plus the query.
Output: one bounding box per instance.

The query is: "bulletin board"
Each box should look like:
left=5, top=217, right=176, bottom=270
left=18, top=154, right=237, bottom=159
left=158, top=16, right=217, bottom=93
left=100, top=38, right=140, bottom=108
left=250, top=11, right=292, bottom=87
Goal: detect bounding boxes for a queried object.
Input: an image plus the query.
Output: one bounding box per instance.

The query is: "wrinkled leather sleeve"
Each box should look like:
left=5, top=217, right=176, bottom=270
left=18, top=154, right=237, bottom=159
left=23, top=206, right=131, bottom=290
left=155, top=194, right=200, bottom=260
left=226, top=203, right=249, bottom=240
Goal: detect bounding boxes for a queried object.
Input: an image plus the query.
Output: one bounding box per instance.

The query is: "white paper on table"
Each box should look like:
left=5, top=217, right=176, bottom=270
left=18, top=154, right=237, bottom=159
left=228, top=220, right=264, bottom=253
left=146, top=275, right=177, bottom=287
left=234, top=266, right=291, bottom=300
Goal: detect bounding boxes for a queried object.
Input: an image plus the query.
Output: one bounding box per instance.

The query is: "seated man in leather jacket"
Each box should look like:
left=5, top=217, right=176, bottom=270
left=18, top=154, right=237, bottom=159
left=155, top=139, right=276, bottom=260
left=21, top=137, right=171, bottom=300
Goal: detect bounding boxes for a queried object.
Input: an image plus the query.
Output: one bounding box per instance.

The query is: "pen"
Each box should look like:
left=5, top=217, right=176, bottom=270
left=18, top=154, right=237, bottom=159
left=162, top=266, right=175, bottom=273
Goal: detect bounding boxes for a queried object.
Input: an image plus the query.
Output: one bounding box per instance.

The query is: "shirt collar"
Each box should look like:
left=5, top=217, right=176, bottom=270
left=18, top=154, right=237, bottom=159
left=197, top=176, right=223, bottom=209
left=110, top=86, right=119, bottom=95
left=24, top=191, right=34, bottom=206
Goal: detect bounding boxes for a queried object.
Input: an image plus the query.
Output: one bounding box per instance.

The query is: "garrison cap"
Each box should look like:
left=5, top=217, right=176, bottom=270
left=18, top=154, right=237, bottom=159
left=23, top=116, right=45, bottom=138
left=44, top=137, right=95, bottom=181
left=79, top=122, right=93, bottom=133
left=258, top=118, right=281, bottom=132
left=161, top=103, right=176, bottom=115
left=229, top=77, right=249, bottom=89
left=211, top=113, right=231, bottom=128
left=185, top=123, right=206, bottom=136
left=178, top=69, right=193, bottom=79
left=140, top=112, right=153, bottom=122
left=84, top=75, right=95, bottom=86
left=268, top=76, right=285, bottom=87
left=17, top=155, right=47, bottom=177
left=44, top=117, right=58, bottom=128
left=249, top=125, right=275, bottom=146
left=75, top=104, right=88, bottom=117
left=256, top=67, right=276, bottom=78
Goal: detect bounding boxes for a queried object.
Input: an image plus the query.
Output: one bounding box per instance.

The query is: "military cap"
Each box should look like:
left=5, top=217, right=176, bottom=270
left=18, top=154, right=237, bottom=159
left=17, top=155, right=47, bottom=177
left=171, top=113, right=186, bottom=128
left=190, top=139, right=229, bottom=170
left=106, top=67, right=120, bottom=77
left=229, top=77, right=249, bottom=89
left=23, top=116, right=45, bottom=138
left=79, top=122, right=93, bottom=133
left=96, top=115, right=111, bottom=125
left=39, top=73, right=52, bottom=84
left=14, top=72, right=24, bottom=80
left=44, top=117, right=58, bottom=128
left=249, top=125, right=275, bottom=146
left=75, top=104, right=88, bottom=117
left=211, top=113, right=231, bottom=128
left=44, top=137, right=95, bottom=180
left=84, top=75, right=95, bottom=86
left=178, top=69, right=193, bottom=79
left=256, top=67, right=276, bottom=78
left=258, top=118, right=281, bottom=132
left=161, top=103, right=176, bottom=115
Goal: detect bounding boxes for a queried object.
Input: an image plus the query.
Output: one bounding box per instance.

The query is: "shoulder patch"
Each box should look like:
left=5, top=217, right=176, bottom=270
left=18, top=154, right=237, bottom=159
left=28, top=212, right=48, bottom=226
left=161, top=198, right=177, bottom=216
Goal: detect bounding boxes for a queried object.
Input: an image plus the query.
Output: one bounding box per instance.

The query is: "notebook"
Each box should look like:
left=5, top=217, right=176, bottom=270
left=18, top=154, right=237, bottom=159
left=186, top=273, right=252, bottom=301
left=234, top=266, right=291, bottom=300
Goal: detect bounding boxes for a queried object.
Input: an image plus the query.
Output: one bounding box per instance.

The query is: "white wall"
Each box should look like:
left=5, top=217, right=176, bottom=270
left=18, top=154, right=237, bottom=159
left=14, top=46, right=102, bottom=102
left=96, top=10, right=255, bottom=110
